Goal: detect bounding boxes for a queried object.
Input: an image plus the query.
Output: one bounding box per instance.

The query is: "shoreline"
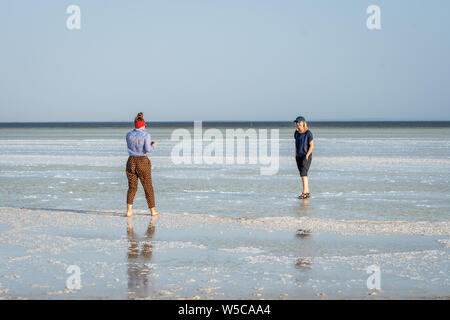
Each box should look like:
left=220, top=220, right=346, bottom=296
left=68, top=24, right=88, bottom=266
left=2, top=207, right=449, bottom=236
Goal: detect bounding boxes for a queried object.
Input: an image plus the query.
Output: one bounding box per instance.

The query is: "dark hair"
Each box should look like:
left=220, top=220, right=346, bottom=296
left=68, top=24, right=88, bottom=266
left=135, top=112, right=144, bottom=123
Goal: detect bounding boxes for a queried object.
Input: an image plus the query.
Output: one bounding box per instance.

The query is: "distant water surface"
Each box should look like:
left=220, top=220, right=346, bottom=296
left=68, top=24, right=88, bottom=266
left=0, top=122, right=449, bottom=222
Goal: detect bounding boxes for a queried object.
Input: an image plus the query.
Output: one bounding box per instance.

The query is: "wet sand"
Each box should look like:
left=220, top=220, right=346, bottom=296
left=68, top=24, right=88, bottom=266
left=0, top=207, right=448, bottom=299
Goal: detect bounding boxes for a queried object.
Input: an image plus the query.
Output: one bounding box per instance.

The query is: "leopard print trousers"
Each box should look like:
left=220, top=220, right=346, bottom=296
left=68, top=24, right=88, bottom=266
left=126, top=156, right=155, bottom=208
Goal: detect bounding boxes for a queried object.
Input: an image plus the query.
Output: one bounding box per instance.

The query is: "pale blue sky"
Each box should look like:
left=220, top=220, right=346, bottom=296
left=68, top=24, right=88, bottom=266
left=0, top=0, right=449, bottom=122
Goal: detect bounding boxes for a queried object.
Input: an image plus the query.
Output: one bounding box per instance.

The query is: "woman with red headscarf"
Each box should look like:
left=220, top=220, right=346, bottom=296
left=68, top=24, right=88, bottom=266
left=125, top=112, right=159, bottom=217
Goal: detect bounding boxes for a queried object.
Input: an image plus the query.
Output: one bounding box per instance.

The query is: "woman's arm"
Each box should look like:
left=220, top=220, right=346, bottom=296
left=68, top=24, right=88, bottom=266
left=306, top=140, right=314, bottom=160
left=143, top=135, right=155, bottom=154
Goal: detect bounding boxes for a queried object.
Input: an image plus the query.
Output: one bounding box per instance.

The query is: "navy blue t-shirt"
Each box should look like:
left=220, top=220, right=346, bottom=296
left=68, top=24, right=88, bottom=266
left=294, top=130, right=313, bottom=157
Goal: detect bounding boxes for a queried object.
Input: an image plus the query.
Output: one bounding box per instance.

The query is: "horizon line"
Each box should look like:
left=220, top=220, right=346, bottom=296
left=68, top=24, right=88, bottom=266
left=1, top=120, right=450, bottom=124
left=1, top=120, right=449, bottom=129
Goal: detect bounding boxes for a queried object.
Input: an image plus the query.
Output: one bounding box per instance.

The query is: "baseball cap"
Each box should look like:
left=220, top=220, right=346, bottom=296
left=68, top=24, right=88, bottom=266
left=294, top=116, right=306, bottom=123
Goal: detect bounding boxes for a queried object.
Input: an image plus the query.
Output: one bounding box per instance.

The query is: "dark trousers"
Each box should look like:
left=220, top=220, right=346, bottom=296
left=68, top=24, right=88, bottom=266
left=295, top=155, right=312, bottom=177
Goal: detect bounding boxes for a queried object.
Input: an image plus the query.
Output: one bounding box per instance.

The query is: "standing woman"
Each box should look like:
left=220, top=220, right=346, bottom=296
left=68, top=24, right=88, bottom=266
left=294, top=116, right=314, bottom=199
left=125, top=112, right=159, bottom=217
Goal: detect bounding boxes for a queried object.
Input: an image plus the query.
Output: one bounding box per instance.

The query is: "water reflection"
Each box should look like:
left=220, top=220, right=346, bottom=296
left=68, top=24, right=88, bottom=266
left=126, top=217, right=157, bottom=299
left=301, top=198, right=310, bottom=207
left=295, top=258, right=313, bottom=270
left=289, top=197, right=311, bottom=217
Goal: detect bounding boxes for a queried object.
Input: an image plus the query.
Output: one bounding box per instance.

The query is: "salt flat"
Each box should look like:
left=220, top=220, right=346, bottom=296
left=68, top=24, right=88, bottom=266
left=0, top=207, right=448, bottom=299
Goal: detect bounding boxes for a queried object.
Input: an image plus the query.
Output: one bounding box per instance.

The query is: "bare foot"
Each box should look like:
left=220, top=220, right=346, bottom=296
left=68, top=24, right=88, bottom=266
left=126, top=204, right=133, bottom=217
left=150, top=210, right=160, bottom=216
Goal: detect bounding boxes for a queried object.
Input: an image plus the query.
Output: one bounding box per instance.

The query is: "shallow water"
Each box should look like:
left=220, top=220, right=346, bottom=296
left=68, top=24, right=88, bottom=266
left=0, top=124, right=449, bottom=299
left=0, top=124, right=449, bottom=222
left=0, top=207, right=448, bottom=299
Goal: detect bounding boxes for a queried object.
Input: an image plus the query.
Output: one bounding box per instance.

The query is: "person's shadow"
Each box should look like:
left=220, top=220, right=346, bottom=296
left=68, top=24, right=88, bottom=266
left=126, top=217, right=157, bottom=299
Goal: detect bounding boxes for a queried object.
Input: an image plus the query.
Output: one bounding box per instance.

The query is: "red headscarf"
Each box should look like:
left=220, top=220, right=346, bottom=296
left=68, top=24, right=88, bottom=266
left=135, top=120, right=145, bottom=128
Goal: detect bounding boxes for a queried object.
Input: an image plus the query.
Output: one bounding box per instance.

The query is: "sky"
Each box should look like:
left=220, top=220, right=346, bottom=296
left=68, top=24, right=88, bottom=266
left=0, top=0, right=449, bottom=122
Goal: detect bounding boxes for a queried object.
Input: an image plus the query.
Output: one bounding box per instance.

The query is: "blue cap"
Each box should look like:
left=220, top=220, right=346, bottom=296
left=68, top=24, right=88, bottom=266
left=294, top=116, right=306, bottom=123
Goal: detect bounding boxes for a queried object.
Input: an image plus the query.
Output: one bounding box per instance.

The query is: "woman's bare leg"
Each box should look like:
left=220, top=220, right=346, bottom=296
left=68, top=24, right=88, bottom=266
left=302, top=176, right=309, bottom=194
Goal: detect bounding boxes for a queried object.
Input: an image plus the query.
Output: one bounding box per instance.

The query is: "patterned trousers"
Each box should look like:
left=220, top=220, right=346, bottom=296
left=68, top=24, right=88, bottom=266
left=126, top=156, right=155, bottom=208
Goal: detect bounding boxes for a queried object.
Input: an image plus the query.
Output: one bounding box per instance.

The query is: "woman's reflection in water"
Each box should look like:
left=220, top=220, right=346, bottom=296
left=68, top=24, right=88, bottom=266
left=127, top=217, right=157, bottom=299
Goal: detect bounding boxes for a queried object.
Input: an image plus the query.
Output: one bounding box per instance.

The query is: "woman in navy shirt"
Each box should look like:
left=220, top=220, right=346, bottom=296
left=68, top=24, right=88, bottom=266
left=294, top=116, right=314, bottom=199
